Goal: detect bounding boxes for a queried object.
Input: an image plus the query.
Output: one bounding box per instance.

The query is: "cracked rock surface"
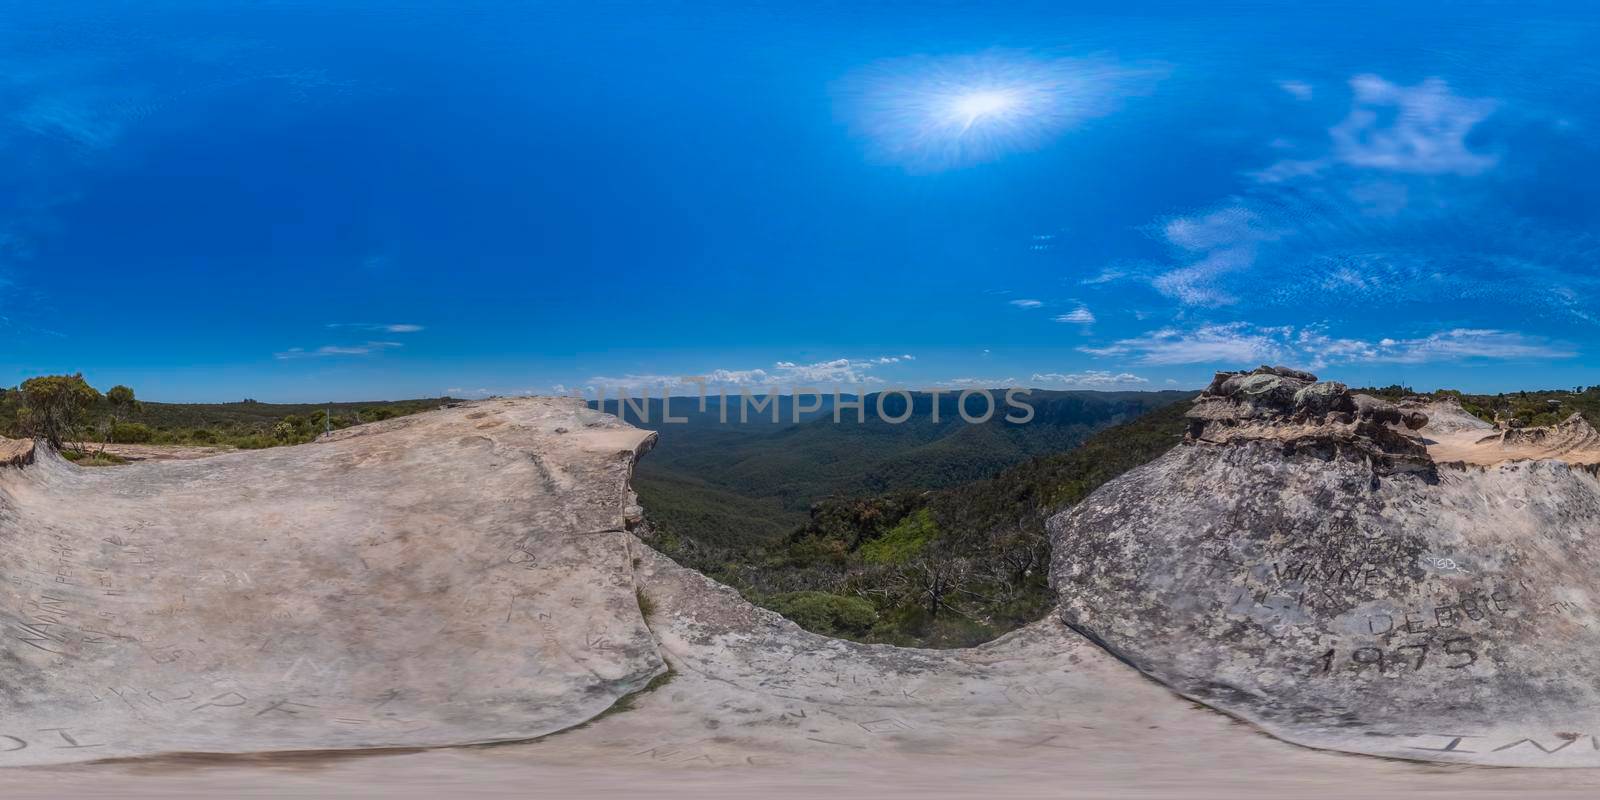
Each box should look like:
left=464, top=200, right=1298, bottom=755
left=7, top=387, right=1600, bottom=773
left=0, top=398, right=664, bottom=764
left=1051, top=370, right=1600, bottom=766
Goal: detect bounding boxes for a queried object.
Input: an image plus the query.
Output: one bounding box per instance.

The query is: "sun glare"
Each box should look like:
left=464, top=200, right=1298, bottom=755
left=950, top=89, right=1022, bottom=130
left=838, top=51, right=1149, bottom=172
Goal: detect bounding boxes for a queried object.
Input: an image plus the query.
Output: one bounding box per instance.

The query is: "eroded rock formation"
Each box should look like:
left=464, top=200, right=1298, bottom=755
left=1187, top=366, right=1431, bottom=474
left=1051, top=369, right=1600, bottom=766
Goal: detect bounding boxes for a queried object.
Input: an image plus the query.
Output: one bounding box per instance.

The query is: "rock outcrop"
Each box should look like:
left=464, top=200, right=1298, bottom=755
left=0, top=437, right=32, bottom=469
left=0, top=399, right=665, bottom=764
left=1186, top=366, right=1431, bottom=475
left=1051, top=368, right=1600, bottom=767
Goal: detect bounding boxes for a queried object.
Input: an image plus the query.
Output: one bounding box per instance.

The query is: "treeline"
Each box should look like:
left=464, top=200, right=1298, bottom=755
left=0, top=373, right=448, bottom=458
left=1358, top=384, right=1600, bottom=429
left=646, top=400, right=1194, bottom=648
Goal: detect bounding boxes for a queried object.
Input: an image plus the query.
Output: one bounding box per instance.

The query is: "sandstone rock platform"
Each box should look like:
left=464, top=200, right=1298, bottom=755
left=5, top=386, right=1600, bottom=779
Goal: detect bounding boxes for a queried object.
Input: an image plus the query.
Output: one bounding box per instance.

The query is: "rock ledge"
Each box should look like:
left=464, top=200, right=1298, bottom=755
left=1186, top=365, right=1431, bottom=475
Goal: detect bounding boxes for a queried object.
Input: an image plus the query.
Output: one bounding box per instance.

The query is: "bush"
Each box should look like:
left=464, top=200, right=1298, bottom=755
left=19, top=373, right=101, bottom=449
left=858, top=508, right=939, bottom=564
left=762, top=591, right=877, bottom=637
left=111, top=422, right=155, bottom=443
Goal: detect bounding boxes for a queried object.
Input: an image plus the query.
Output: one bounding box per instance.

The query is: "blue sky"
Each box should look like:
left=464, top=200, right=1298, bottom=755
left=1, top=1, right=1597, bottom=401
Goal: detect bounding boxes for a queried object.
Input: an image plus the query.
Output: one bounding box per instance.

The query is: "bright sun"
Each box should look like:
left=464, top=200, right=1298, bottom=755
left=840, top=51, right=1143, bottom=172
left=949, top=89, right=1021, bottom=130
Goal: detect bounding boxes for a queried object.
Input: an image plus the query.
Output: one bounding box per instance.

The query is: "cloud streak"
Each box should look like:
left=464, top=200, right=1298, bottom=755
left=585, top=355, right=917, bottom=394
left=1031, top=370, right=1148, bottom=387
left=1081, top=323, right=1574, bottom=368
left=276, top=341, right=404, bottom=360
left=326, top=323, right=425, bottom=333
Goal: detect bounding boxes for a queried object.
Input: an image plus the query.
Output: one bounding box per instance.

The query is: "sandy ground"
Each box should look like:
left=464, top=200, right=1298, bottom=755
left=1418, top=401, right=1600, bottom=465
left=6, top=735, right=1600, bottom=799
left=99, top=442, right=233, bottom=461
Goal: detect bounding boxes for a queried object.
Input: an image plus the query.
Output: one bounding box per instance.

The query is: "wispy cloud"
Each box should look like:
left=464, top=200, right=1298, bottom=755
left=326, top=322, right=425, bottom=333
left=1254, top=74, right=1499, bottom=183
left=1009, top=299, right=1043, bottom=309
left=1053, top=306, right=1096, bottom=325
left=1031, top=370, right=1148, bottom=387
left=275, top=341, right=403, bottom=360
left=934, top=376, right=1019, bottom=389
left=585, top=355, right=916, bottom=395
left=1080, top=267, right=1128, bottom=285
left=1333, top=75, right=1499, bottom=175
left=1151, top=207, right=1281, bottom=307
left=1358, top=328, right=1577, bottom=364
left=1129, top=71, right=1600, bottom=330
left=1277, top=79, right=1314, bottom=101
left=1081, top=323, right=1291, bottom=365
left=1082, top=323, right=1575, bottom=368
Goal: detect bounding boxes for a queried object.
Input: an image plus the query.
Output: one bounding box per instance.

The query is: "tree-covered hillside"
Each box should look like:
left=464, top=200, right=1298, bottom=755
left=608, top=389, right=1189, bottom=549
left=645, top=399, right=1196, bottom=648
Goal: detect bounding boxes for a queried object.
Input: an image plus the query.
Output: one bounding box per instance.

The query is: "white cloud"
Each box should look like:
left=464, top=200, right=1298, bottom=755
left=705, top=368, right=775, bottom=385
left=327, top=322, right=425, bottom=333
left=1361, top=328, right=1576, bottom=364
left=769, top=358, right=881, bottom=384
left=1277, top=79, right=1314, bottom=100
left=1054, top=307, right=1096, bottom=324
left=1081, top=323, right=1574, bottom=368
left=1152, top=207, right=1281, bottom=306
left=934, top=377, right=1019, bottom=388
left=1009, top=299, right=1043, bottom=309
left=1080, top=323, right=1290, bottom=365
left=1031, top=370, right=1149, bottom=388
left=275, top=341, right=403, bottom=360
left=1255, top=74, right=1499, bottom=183
left=1331, top=75, right=1498, bottom=175
left=585, top=355, right=914, bottom=395
left=1080, top=267, right=1127, bottom=285
left=1138, top=73, right=1538, bottom=322
left=1163, top=206, right=1276, bottom=252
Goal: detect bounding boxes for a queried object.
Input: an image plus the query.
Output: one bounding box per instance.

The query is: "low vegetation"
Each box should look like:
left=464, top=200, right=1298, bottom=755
left=0, top=373, right=448, bottom=459
left=1360, top=384, right=1600, bottom=428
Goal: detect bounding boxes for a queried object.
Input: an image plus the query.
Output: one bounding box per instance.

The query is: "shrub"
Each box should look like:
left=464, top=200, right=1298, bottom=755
left=111, top=422, right=156, bottom=443
left=763, top=591, right=877, bottom=637
left=858, top=508, right=939, bottom=564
